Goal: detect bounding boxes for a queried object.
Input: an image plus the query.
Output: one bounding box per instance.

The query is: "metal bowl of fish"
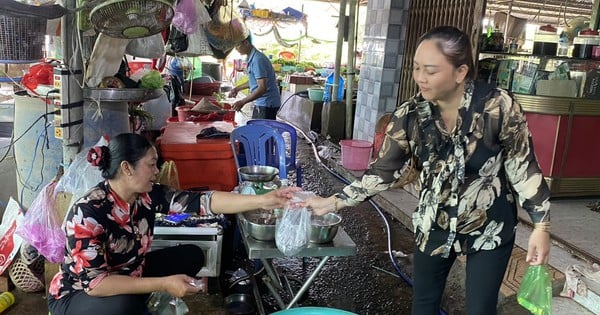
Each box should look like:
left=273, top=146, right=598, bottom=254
left=242, top=209, right=282, bottom=241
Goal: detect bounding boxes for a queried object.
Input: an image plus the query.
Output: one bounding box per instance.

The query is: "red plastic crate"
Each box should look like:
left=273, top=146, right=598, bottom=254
left=158, top=122, right=237, bottom=191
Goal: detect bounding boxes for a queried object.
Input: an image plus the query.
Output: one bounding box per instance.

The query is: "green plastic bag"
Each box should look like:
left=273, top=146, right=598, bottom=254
left=517, top=265, right=553, bottom=315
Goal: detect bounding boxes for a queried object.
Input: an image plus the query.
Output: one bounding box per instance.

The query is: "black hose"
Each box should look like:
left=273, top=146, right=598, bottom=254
left=284, top=123, right=447, bottom=315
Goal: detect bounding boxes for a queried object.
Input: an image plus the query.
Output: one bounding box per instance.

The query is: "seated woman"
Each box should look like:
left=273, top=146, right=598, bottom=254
left=48, top=133, right=299, bottom=315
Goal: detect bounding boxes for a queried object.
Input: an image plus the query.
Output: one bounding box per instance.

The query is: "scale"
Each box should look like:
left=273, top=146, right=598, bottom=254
left=238, top=165, right=282, bottom=195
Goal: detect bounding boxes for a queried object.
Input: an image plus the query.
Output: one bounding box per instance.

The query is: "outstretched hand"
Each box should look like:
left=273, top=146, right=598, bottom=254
left=303, top=195, right=337, bottom=216
left=260, top=186, right=302, bottom=210
left=162, top=274, right=202, bottom=298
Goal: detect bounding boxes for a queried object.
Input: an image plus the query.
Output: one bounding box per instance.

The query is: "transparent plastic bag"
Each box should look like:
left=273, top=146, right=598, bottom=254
left=15, top=182, right=66, bottom=263
left=275, top=191, right=316, bottom=256
left=157, top=161, right=180, bottom=189
left=147, top=291, right=189, bottom=315
left=204, top=4, right=249, bottom=52
left=55, top=136, right=107, bottom=209
left=126, top=34, right=165, bottom=59
left=517, top=265, right=553, bottom=315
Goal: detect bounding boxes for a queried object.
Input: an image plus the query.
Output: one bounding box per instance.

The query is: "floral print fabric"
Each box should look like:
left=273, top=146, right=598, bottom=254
left=339, top=81, right=550, bottom=256
left=49, top=181, right=214, bottom=299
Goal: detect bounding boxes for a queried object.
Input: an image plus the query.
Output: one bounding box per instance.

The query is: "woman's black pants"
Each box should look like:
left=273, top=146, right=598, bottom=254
left=48, top=244, right=204, bottom=315
left=412, top=236, right=515, bottom=315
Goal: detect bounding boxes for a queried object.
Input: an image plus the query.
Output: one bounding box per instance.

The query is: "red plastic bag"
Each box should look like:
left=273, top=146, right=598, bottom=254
left=21, top=63, right=54, bottom=91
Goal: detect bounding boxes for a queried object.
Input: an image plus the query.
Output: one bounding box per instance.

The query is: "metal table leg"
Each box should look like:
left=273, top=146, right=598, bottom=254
left=285, top=256, right=331, bottom=309
left=260, top=258, right=283, bottom=289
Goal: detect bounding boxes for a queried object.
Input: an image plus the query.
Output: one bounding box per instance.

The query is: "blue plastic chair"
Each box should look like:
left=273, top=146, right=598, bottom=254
left=247, top=119, right=302, bottom=187
left=230, top=124, right=288, bottom=184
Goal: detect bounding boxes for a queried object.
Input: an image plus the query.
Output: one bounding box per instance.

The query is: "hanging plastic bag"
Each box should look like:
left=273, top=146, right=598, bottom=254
left=126, top=34, right=166, bottom=59
left=85, top=33, right=130, bottom=87
left=178, top=29, right=213, bottom=57
left=157, top=160, right=180, bottom=189
left=21, top=63, right=54, bottom=91
left=204, top=4, right=249, bottom=52
left=166, top=27, right=189, bottom=55
left=55, top=136, right=107, bottom=210
left=15, top=182, right=66, bottom=263
left=517, top=265, right=553, bottom=315
left=275, top=191, right=316, bottom=256
left=172, top=0, right=211, bottom=35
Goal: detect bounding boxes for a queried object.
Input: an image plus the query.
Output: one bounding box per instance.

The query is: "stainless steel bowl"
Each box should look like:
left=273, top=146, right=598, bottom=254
left=238, top=165, right=279, bottom=182
left=242, top=209, right=282, bottom=241
left=309, top=212, right=342, bottom=243
left=224, top=293, right=255, bottom=315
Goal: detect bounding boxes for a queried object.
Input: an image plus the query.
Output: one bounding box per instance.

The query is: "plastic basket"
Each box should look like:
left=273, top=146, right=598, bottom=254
left=8, top=255, right=45, bottom=293
left=340, top=140, right=372, bottom=171
left=0, top=15, right=46, bottom=61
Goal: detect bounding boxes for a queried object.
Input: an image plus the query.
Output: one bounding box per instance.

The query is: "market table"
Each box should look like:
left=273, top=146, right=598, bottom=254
left=237, top=213, right=357, bottom=312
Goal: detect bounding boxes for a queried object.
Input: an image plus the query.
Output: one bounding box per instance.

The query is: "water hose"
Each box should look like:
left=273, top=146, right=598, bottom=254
left=280, top=121, right=447, bottom=315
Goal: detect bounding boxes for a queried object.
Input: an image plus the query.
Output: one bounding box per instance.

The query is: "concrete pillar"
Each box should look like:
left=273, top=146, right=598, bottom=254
left=354, top=0, right=410, bottom=141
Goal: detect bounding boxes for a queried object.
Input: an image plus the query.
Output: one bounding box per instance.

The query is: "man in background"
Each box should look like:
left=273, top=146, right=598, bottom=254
left=229, top=35, right=281, bottom=119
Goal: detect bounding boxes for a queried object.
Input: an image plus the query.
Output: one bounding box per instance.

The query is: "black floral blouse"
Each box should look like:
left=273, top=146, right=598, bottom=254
left=49, top=181, right=215, bottom=299
left=338, top=80, right=551, bottom=257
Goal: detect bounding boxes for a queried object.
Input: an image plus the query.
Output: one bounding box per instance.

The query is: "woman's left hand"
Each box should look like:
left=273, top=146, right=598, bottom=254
left=260, top=187, right=302, bottom=210
left=526, top=229, right=551, bottom=265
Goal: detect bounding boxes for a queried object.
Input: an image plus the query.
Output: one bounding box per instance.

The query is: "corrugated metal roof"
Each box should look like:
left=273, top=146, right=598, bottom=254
left=486, top=0, right=593, bottom=26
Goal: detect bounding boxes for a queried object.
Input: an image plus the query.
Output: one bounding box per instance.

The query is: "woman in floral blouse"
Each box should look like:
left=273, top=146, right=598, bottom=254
left=305, top=26, right=551, bottom=314
left=48, top=133, right=299, bottom=315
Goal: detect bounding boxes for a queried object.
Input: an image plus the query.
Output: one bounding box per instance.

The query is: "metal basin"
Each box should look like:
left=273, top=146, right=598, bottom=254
left=309, top=213, right=342, bottom=243
left=242, top=209, right=282, bottom=241
left=224, top=293, right=255, bottom=315
left=238, top=165, right=279, bottom=182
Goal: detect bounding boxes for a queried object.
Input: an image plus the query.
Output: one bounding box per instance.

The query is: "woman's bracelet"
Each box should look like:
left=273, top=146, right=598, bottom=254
left=333, top=197, right=338, bottom=212
left=534, top=222, right=551, bottom=232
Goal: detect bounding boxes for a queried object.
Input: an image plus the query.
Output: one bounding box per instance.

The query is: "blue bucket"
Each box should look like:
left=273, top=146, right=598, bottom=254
left=272, top=307, right=358, bottom=315
left=323, top=73, right=344, bottom=102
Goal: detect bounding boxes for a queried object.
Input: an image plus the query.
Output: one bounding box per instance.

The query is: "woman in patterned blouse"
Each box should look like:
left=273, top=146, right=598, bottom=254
left=306, top=26, right=551, bottom=314
left=48, top=133, right=299, bottom=315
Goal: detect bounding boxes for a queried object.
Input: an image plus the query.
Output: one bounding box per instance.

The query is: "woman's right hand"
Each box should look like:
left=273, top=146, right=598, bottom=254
left=162, top=274, right=202, bottom=297
left=304, top=195, right=338, bottom=216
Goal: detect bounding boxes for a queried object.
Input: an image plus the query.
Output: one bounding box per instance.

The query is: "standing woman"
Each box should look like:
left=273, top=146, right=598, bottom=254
left=48, top=133, right=299, bottom=315
left=305, top=26, right=551, bottom=314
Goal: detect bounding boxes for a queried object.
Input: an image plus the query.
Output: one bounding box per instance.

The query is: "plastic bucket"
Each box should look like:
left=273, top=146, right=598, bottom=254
left=308, top=88, right=324, bottom=102
left=340, top=140, right=372, bottom=171
left=13, top=92, right=63, bottom=208
left=324, top=73, right=345, bottom=102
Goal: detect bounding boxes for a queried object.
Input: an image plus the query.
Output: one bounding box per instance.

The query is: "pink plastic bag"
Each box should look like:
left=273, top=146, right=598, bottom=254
left=15, top=182, right=66, bottom=263
left=172, top=0, right=205, bottom=34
